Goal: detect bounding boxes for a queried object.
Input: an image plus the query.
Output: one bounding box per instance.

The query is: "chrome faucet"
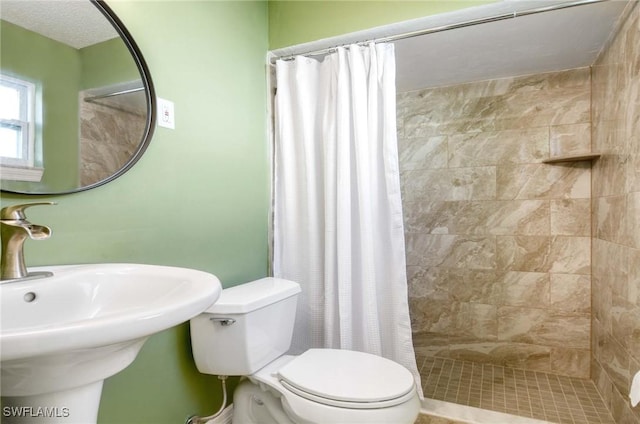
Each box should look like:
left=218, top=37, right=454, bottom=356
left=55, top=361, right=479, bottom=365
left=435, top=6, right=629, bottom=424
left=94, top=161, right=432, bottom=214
left=0, top=202, right=55, bottom=282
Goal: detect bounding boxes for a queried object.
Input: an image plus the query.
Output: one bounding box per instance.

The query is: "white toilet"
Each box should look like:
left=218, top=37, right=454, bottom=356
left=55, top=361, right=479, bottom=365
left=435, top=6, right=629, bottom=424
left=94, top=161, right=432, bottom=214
left=190, top=277, right=420, bottom=424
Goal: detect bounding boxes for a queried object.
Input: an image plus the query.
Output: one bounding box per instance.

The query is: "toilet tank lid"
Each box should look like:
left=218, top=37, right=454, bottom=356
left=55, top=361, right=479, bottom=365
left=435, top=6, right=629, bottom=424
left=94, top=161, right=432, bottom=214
left=204, top=277, right=301, bottom=314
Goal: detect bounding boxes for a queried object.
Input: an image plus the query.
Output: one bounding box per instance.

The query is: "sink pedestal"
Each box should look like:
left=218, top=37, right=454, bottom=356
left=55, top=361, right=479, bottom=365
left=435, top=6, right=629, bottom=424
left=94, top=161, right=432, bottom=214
left=1, top=338, right=147, bottom=424
left=2, top=381, right=103, bottom=424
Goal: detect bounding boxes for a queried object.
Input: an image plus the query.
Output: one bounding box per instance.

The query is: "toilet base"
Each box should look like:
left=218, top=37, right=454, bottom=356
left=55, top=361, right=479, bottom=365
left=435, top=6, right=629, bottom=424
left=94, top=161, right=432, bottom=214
left=230, top=378, right=420, bottom=424
left=232, top=380, right=296, bottom=424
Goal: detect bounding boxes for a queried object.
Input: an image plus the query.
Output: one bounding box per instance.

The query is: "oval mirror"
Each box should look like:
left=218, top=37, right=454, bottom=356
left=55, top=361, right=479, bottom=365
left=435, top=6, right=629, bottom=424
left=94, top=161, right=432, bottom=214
left=0, top=0, right=156, bottom=195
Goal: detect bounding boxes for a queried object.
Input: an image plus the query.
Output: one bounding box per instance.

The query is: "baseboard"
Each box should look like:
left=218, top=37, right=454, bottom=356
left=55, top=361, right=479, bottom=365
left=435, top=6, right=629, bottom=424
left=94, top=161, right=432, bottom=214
left=205, top=404, right=233, bottom=424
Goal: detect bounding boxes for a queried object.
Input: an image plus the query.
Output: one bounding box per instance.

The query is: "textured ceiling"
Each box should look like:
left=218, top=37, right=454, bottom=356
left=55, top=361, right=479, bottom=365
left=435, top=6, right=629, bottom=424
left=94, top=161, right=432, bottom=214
left=394, top=0, right=630, bottom=91
left=271, top=0, right=631, bottom=91
left=1, top=1, right=118, bottom=49
left=2, top=0, right=631, bottom=90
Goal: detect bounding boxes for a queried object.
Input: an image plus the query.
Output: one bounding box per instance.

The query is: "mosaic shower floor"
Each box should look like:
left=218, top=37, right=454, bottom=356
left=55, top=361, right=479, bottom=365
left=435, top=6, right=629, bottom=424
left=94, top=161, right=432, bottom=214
left=418, top=356, right=615, bottom=424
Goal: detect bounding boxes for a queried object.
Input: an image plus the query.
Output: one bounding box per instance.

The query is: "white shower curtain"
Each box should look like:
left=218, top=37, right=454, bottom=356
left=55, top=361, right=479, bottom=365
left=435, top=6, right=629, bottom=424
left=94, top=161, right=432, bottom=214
left=273, top=43, right=422, bottom=397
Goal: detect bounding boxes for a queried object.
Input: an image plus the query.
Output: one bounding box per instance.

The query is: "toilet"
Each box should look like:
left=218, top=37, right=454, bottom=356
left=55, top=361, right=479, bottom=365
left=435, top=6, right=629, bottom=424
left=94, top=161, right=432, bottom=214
left=190, top=277, right=420, bottom=424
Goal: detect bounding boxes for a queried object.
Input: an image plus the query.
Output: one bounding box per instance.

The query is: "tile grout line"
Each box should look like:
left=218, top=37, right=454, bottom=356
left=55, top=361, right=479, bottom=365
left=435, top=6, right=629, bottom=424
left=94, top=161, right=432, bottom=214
left=419, top=356, right=616, bottom=424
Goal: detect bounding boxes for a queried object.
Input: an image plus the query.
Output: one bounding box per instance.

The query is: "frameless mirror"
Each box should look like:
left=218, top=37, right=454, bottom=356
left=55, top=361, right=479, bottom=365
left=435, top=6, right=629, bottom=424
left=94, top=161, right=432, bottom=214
left=0, top=0, right=156, bottom=195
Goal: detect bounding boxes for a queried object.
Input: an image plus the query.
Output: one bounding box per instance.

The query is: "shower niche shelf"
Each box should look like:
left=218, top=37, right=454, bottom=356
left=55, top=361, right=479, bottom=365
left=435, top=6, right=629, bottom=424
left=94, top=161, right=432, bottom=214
left=542, top=152, right=601, bottom=164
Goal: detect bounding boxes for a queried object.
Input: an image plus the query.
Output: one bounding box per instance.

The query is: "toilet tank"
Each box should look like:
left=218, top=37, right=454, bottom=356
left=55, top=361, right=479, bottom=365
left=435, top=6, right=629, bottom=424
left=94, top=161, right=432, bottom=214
left=190, top=277, right=301, bottom=376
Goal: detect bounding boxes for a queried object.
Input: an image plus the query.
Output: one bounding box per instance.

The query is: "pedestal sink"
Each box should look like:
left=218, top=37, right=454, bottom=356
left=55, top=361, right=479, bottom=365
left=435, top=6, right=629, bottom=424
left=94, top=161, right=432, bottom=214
left=0, top=263, right=221, bottom=424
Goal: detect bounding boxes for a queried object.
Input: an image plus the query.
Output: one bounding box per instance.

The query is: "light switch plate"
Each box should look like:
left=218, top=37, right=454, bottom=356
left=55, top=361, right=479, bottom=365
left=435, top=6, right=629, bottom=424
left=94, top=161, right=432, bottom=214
left=157, top=97, right=175, bottom=129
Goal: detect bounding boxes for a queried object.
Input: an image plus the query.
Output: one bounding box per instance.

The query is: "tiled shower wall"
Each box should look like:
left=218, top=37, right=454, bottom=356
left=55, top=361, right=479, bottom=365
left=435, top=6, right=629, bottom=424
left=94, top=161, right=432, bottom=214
left=398, top=68, right=593, bottom=378
left=79, top=91, right=146, bottom=186
left=591, top=2, right=640, bottom=423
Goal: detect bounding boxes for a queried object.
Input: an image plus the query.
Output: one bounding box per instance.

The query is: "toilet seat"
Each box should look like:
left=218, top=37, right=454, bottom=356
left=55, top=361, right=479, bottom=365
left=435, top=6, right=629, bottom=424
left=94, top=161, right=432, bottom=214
left=249, top=351, right=420, bottom=424
left=277, top=349, right=416, bottom=409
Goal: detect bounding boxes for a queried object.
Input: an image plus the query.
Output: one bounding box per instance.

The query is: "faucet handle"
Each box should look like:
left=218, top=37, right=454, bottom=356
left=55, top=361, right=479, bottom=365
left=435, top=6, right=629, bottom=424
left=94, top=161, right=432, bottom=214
left=0, top=202, right=57, bottom=220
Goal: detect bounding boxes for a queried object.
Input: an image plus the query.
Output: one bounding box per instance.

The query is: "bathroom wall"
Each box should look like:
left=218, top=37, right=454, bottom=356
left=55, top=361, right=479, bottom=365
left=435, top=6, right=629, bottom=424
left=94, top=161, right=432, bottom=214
left=268, top=0, right=494, bottom=49
left=78, top=90, right=146, bottom=186
left=80, top=38, right=141, bottom=90
left=1, top=1, right=269, bottom=423
left=79, top=38, right=146, bottom=186
left=1, top=20, right=80, bottom=190
left=1, top=2, right=491, bottom=422
left=591, top=2, right=640, bottom=423
left=398, top=68, right=593, bottom=378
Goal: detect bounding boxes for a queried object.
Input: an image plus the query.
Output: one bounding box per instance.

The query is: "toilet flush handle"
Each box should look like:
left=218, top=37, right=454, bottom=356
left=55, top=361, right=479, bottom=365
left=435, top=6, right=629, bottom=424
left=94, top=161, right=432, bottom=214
left=210, top=317, right=236, bottom=326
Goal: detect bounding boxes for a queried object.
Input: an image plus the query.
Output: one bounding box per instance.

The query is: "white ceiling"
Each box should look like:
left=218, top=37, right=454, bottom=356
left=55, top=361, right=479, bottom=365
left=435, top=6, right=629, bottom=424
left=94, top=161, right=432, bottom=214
left=394, top=0, right=630, bottom=91
left=1, top=0, right=631, bottom=89
left=0, top=0, right=118, bottom=49
left=271, top=0, right=632, bottom=92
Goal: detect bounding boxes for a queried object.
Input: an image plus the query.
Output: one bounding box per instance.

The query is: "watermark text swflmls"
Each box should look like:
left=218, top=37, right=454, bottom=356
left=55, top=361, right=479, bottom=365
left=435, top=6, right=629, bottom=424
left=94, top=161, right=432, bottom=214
left=3, top=406, right=70, bottom=418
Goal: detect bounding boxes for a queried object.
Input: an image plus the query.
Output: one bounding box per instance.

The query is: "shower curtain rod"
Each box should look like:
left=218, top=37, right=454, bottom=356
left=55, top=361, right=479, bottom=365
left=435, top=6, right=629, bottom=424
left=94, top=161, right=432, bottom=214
left=270, top=0, right=608, bottom=63
left=84, top=86, right=144, bottom=102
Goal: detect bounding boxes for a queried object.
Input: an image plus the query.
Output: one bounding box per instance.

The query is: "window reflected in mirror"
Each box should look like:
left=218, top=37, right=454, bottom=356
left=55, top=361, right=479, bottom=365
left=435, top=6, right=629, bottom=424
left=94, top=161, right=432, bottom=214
left=0, top=0, right=155, bottom=194
left=0, top=74, right=41, bottom=182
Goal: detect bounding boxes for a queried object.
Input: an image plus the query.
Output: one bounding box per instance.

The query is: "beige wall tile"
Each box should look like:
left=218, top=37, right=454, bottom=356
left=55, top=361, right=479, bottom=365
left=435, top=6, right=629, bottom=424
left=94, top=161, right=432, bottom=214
left=407, top=266, right=449, bottom=300
left=496, top=236, right=590, bottom=274
left=447, top=269, right=500, bottom=304
left=401, top=167, right=496, bottom=202
left=549, top=123, right=591, bottom=157
left=597, top=332, right=630, bottom=397
left=630, top=248, right=640, bottom=310
left=550, top=199, right=591, bottom=236
left=592, top=358, right=614, bottom=408
left=499, top=271, right=550, bottom=308
left=398, top=135, right=448, bottom=171
left=449, top=302, right=498, bottom=343
left=404, top=200, right=549, bottom=235
left=400, top=68, right=593, bottom=378
left=412, top=331, right=450, bottom=358
left=550, top=274, right=591, bottom=313
left=611, top=385, right=640, bottom=424
left=448, top=128, right=548, bottom=167
left=498, top=307, right=590, bottom=349
left=629, top=356, right=640, bottom=422
left=611, top=298, right=640, bottom=357
left=592, top=275, right=613, bottom=332
left=592, top=154, right=629, bottom=197
left=79, top=91, right=147, bottom=186
left=497, top=236, right=551, bottom=272
left=410, top=297, right=452, bottom=334
left=496, top=163, right=591, bottom=200
left=594, top=195, right=628, bottom=244
left=405, top=234, right=495, bottom=269
left=449, top=342, right=552, bottom=373
left=591, top=4, right=640, bottom=421
left=550, top=348, right=590, bottom=378
left=548, top=236, right=591, bottom=274
left=627, top=191, right=640, bottom=249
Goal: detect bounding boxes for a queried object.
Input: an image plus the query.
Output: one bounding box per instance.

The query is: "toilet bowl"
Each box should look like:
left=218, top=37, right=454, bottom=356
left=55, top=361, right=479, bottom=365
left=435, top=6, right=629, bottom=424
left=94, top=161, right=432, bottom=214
left=190, top=278, right=420, bottom=424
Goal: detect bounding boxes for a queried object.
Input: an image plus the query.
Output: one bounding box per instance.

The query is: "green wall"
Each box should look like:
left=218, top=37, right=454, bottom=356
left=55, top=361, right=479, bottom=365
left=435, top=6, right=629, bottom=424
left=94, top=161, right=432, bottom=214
left=80, top=37, right=141, bottom=90
left=0, top=22, right=139, bottom=193
left=0, top=1, right=269, bottom=423
left=0, top=1, right=493, bottom=422
left=1, top=20, right=81, bottom=191
left=269, top=0, right=495, bottom=49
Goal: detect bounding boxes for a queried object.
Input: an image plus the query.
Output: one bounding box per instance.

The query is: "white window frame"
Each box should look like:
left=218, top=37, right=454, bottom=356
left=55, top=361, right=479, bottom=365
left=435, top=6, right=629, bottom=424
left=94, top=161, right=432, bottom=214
left=0, top=74, right=43, bottom=182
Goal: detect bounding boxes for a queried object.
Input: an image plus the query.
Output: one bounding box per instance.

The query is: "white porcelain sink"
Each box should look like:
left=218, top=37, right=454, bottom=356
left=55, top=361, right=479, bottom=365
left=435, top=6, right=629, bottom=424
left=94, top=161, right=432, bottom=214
left=0, top=263, right=221, bottom=423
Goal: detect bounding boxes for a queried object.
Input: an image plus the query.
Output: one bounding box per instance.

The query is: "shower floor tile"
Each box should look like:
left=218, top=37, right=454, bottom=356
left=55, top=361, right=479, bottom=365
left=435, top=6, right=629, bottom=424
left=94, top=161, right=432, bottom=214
left=418, top=356, right=615, bottom=424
